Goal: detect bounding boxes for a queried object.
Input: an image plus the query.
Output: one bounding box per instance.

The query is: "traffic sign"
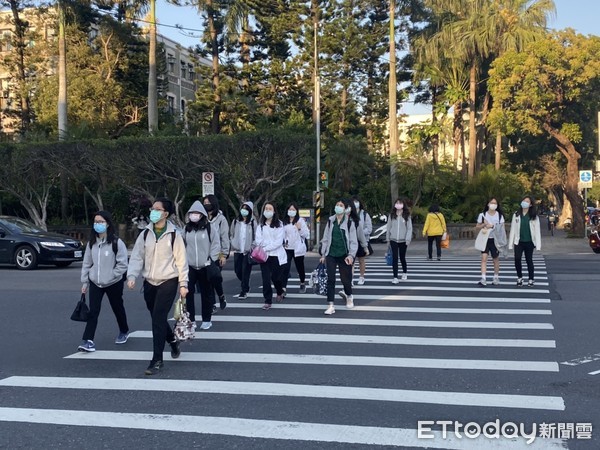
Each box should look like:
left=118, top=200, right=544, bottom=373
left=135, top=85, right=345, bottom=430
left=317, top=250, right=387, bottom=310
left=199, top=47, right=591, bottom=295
left=202, top=172, right=214, bottom=196
left=579, top=170, right=593, bottom=189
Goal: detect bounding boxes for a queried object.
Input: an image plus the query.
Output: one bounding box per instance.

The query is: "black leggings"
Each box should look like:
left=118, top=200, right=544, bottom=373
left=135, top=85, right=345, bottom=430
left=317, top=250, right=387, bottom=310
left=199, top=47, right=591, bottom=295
left=82, top=279, right=128, bottom=342
left=143, top=278, right=178, bottom=362
left=390, top=241, right=407, bottom=277
left=514, top=241, right=535, bottom=280
left=427, top=235, right=442, bottom=259
left=282, top=249, right=306, bottom=288
left=325, top=255, right=352, bottom=304
left=260, top=256, right=285, bottom=304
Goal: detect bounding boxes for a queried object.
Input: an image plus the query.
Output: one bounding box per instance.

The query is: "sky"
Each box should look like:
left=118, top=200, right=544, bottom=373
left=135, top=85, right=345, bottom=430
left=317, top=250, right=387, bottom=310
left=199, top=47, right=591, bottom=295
left=154, top=0, right=599, bottom=114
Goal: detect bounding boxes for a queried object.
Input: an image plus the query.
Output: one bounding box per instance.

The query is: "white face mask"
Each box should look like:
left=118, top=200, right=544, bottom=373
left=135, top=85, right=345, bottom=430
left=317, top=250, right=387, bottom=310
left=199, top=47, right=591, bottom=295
left=287, top=210, right=297, bottom=218
left=354, top=202, right=360, bottom=210
left=488, top=203, right=498, bottom=211
left=189, top=213, right=201, bottom=223
left=345, top=207, right=351, bottom=214
left=395, top=203, right=403, bottom=210
left=263, top=210, right=274, bottom=219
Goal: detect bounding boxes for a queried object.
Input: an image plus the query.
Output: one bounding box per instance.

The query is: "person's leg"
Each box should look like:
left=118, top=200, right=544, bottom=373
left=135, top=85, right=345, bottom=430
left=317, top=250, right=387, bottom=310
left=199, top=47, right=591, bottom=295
left=427, top=236, right=434, bottom=259
left=524, top=241, right=535, bottom=281
left=480, top=250, right=489, bottom=283
left=295, top=255, right=306, bottom=284
left=399, top=243, right=408, bottom=274
left=260, top=261, right=273, bottom=304
left=435, top=235, right=442, bottom=259
left=514, top=243, right=524, bottom=279
left=105, top=278, right=129, bottom=334
left=185, top=267, right=199, bottom=322
left=358, top=256, right=366, bottom=278
left=241, top=253, right=252, bottom=294
left=281, top=249, right=294, bottom=289
left=199, top=267, right=213, bottom=323
left=82, top=282, right=104, bottom=342
left=390, top=241, right=399, bottom=278
left=270, top=257, right=285, bottom=297
left=339, top=257, right=353, bottom=296
left=145, top=279, right=178, bottom=362
left=233, top=253, right=243, bottom=282
left=325, top=256, right=337, bottom=304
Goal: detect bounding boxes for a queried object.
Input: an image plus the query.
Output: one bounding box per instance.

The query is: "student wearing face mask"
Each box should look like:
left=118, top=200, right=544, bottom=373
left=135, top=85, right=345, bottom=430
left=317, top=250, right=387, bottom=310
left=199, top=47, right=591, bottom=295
left=282, top=202, right=310, bottom=294
left=78, top=211, right=129, bottom=353
left=386, top=198, right=413, bottom=283
left=202, top=195, right=229, bottom=311
left=127, top=197, right=189, bottom=375
left=230, top=201, right=256, bottom=299
left=351, top=196, right=372, bottom=285
left=183, top=201, right=221, bottom=330
left=508, top=196, right=542, bottom=287
left=476, top=197, right=507, bottom=286
left=320, top=199, right=359, bottom=314
left=255, top=202, right=287, bottom=310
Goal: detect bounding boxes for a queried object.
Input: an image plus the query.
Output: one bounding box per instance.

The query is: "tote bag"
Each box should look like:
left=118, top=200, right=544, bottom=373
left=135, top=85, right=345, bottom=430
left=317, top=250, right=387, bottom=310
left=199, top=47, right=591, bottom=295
left=474, top=228, right=489, bottom=252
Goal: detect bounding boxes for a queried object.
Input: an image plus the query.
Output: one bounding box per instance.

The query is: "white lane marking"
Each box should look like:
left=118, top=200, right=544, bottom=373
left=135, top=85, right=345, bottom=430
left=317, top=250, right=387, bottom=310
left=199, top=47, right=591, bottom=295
left=288, top=277, right=550, bottom=286
left=0, top=407, right=566, bottom=449
left=221, top=303, right=552, bottom=315
left=65, top=351, right=559, bottom=372
left=328, top=285, right=550, bottom=294
left=0, top=377, right=565, bottom=411
left=128, top=331, right=556, bottom=348
left=302, top=272, right=549, bottom=280
left=588, top=369, right=600, bottom=375
left=560, top=352, right=600, bottom=366
left=248, top=293, right=551, bottom=304
left=206, top=315, right=555, bottom=330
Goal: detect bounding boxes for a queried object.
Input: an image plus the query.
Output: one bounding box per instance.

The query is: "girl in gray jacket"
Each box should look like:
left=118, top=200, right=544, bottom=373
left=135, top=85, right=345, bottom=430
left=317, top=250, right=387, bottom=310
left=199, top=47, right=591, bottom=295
left=230, top=201, right=256, bottom=299
left=78, top=210, right=129, bottom=353
left=386, top=198, right=413, bottom=283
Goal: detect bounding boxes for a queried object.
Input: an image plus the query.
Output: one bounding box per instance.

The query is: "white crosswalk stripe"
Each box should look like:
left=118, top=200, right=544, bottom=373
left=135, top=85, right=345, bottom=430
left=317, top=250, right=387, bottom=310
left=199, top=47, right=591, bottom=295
left=0, top=255, right=568, bottom=448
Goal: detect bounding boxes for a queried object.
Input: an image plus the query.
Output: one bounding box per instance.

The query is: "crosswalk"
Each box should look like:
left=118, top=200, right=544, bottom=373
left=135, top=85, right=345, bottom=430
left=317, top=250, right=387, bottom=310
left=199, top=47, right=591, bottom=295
left=0, top=255, right=570, bottom=448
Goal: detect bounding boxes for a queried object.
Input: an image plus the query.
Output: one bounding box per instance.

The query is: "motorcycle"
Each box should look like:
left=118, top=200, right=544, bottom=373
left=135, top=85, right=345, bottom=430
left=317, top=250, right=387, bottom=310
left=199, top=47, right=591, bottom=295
left=589, top=228, right=600, bottom=254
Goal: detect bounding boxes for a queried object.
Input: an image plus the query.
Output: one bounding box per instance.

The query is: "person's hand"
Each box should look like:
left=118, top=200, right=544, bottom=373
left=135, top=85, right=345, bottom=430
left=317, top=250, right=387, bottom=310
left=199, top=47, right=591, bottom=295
left=219, top=255, right=226, bottom=267
left=81, top=285, right=87, bottom=294
left=179, top=286, right=189, bottom=298
left=320, top=256, right=325, bottom=264
left=127, top=279, right=135, bottom=290
left=344, top=256, right=353, bottom=265
left=296, top=222, right=302, bottom=230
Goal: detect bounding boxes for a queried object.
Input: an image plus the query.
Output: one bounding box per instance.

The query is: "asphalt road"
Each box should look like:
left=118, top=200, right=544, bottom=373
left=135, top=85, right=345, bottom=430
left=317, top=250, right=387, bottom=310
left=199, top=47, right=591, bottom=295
left=0, top=238, right=599, bottom=449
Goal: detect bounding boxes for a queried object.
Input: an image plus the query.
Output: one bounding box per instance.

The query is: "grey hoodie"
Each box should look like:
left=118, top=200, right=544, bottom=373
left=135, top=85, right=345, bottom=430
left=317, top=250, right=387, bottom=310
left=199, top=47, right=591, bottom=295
left=81, top=237, right=128, bottom=288
left=386, top=214, right=413, bottom=244
left=230, top=201, right=255, bottom=254
left=184, top=200, right=221, bottom=268
left=209, top=210, right=230, bottom=255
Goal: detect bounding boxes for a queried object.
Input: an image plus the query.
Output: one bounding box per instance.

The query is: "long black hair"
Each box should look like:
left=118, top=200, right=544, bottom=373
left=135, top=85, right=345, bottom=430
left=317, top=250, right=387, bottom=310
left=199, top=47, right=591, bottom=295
left=88, top=210, right=117, bottom=248
left=260, top=201, right=281, bottom=228
left=203, top=194, right=220, bottom=217
left=345, top=198, right=360, bottom=226
left=390, top=198, right=411, bottom=221
left=282, top=202, right=300, bottom=225
left=482, top=197, right=504, bottom=220
left=518, top=195, right=537, bottom=219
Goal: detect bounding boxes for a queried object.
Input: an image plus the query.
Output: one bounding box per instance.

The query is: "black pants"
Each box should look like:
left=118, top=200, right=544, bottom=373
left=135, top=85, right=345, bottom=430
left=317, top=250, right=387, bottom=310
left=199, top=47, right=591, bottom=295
left=514, top=241, right=535, bottom=280
left=82, top=279, right=128, bottom=342
left=233, top=252, right=253, bottom=294
left=282, top=249, right=306, bottom=288
left=209, top=263, right=225, bottom=306
left=326, top=255, right=352, bottom=304
left=186, top=266, right=213, bottom=322
left=260, top=256, right=284, bottom=304
left=427, top=235, right=442, bottom=259
left=390, top=241, right=408, bottom=277
left=143, top=278, right=178, bottom=362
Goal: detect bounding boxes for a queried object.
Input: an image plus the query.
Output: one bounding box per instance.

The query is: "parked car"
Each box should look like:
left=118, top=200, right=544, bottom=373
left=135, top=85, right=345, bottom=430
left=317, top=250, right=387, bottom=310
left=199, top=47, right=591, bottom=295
left=0, top=216, right=84, bottom=270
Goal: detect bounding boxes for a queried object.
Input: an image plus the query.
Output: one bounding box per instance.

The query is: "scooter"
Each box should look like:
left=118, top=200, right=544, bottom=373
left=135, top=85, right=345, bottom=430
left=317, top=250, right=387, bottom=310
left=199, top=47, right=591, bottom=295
left=588, top=228, right=600, bottom=254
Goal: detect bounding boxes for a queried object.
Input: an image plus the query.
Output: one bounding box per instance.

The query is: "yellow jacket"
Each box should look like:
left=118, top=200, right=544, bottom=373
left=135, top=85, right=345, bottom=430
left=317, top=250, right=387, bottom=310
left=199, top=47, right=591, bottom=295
left=422, top=212, right=446, bottom=237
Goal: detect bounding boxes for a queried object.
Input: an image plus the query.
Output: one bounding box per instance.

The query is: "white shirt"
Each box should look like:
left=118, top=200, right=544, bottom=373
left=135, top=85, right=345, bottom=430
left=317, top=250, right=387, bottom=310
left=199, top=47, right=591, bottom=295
left=478, top=211, right=504, bottom=228
left=239, top=222, right=247, bottom=253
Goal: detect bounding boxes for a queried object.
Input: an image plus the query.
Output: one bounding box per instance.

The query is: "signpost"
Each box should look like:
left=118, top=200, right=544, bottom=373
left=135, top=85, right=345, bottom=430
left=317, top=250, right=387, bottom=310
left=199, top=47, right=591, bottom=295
left=580, top=170, right=593, bottom=237
left=202, top=172, right=214, bottom=196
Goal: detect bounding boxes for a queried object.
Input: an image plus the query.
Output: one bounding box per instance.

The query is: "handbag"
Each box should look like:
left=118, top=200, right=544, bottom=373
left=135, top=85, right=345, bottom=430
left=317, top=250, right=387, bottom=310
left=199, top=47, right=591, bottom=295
left=70, top=294, right=89, bottom=322
left=249, top=245, right=267, bottom=264
left=173, top=296, right=185, bottom=321
left=310, top=262, right=328, bottom=296
left=474, top=228, right=489, bottom=252
left=172, top=297, right=195, bottom=341
left=385, top=246, right=392, bottom=266
left=441, top=233, right=450, bottom=249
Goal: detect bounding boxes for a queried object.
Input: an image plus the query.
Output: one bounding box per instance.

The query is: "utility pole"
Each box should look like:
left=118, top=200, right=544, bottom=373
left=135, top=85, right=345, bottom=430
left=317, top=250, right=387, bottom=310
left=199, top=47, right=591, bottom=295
left=147, top=0, right=158, bottom=134
left=312, top=0, right=321, bottom=250
left=389, top=0, right=399, bottom=203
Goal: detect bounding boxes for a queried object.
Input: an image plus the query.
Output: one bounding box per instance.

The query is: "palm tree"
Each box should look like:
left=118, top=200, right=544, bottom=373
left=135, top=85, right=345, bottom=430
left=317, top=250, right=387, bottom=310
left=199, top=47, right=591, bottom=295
left=57, top=0, right=67, bottom=140
left=147, top=0, right=157, bottom=133
left=389, top=0, right=398, bottom=202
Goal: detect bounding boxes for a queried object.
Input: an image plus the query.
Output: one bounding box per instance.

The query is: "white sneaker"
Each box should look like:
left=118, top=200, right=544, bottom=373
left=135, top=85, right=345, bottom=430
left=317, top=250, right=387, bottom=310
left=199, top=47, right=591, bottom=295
left=401, top=273, right=407, bottom=281
left=346, top=295, right=354, bottom=309
left=324, top=305, right=335, bottom=315
left=478, top=278, right=487, bottom=287
left=357, top=277, right=365, bottom=285
left=392, top=278, right=399, bottom=284
left=191, top=321, right=197, bottom=331
left=200, top=321, right=212, bottom=330
left=492, top=275, right=500, bottom=285
left=339, top=290, right=349, bottom=303
left=528, top=279, right=535, bottom=287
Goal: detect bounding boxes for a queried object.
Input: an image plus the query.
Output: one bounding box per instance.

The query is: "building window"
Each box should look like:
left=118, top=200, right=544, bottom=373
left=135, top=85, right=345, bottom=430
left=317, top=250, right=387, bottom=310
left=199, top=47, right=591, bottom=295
left=1, top=30, right=12, bottom=52
left=180, top=61, right=186, bottom=80
left=167, top=54, right=175, bottom=73
left=188, top=64, right=195, bottom=81
left=167, top=95, right=175, bottom=115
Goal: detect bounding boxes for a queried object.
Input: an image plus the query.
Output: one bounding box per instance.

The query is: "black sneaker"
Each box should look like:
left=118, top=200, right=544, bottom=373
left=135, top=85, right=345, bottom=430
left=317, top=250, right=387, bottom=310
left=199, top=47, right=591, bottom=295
left=144, top=360, right=163, bottom=376
left=219, top=294, right=227, bottom=310
left=238, top=291, right=247, bottom=300
left=516, top=278, right=523, bottom=286
left=169, top=340, right=181, bottom=359
left=299, top=283, right=306, bottom=294
left=212, top=305, right=217, bottom=314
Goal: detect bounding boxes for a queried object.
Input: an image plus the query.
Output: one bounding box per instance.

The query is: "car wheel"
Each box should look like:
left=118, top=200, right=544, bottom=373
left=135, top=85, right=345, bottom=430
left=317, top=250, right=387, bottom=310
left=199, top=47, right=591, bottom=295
left=54, top=261, right=73, bottom=268
left=14, top=245, right=38, bottom=270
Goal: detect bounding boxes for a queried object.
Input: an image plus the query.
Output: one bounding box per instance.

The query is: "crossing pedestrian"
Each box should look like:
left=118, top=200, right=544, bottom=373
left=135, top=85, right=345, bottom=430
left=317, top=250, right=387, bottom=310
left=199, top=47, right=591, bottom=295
left=78, top=210, right=129, bottom=353
left=255, top=202, right=287, bottom=310
left=422, top=204, right=447, bottom=261
left=320, top=199, right=358, bottom=315
left=476, top=197, right=507, bottom=287
left=203, top=195, right=229, bottom=311
left=508, top=196, right=542, bottom=287
left=351, top=196, right=372, bottom=285
left=386, top=198, right=413, bottom=283
left=282, top=202, right=310, bottom=294
left=127, top=197, right=189, bottom=376
left=183, top=200, right=220, bottom=330
left=230, top=201, right=256, bottom=299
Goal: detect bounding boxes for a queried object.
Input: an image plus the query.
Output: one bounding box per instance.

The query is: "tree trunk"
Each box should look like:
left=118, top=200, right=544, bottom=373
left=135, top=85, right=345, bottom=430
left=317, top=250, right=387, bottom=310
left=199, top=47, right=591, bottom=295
left=452, top=101, right=461, bottom=169
left=388, top=0, right=398, bottom=203
left=208, top=1, right=220, bottom=134
left=365, top=74, right=374, bottom=152
left=57, top=2, right=67, bottom=140
left=339, top=86, right=347, bottom=136
left=240, top=15, right=250, bottom=89
left=494, top=131, right=502, bottom=170
left=431, top=87, right=439, bottom=172
left=147, top=0, right=158, bottom=134
left=467, top=61, right=477, bottom=179
left=8, top=0, right=30, bottom=133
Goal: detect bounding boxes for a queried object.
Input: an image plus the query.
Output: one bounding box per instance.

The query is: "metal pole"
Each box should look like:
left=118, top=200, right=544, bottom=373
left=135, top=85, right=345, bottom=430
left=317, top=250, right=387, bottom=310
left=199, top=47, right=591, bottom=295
left=585, top=187, right=588, bottom=238
left=314, top=8, right=321, bottom=251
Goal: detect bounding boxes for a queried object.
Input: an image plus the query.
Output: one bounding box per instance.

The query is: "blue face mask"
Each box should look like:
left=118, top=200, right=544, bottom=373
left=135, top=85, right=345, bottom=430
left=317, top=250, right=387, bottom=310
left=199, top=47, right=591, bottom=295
left=334, top=205, right=345, bottom=215
left=149, top=210, right=163, bottom=224
left=93, top=223, right=107, bottom=234
left=521, top=201, right=530, bottom=209
left=240, top=209, right=249, bottom=217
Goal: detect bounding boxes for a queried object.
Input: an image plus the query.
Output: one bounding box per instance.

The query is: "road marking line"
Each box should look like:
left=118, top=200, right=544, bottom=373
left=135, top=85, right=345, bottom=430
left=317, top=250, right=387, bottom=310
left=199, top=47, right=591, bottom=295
left=128, top=331, right=556, bottom=348
left=0, top=377, right=565, bottom=411
left=560, top=352, right=600, bottom=366
left=327, top=285, right=550, bottom=294
left=288, top=277, right=549, bottom=286
left=65, top=351, right=559, bottom=372
left=0, top=407, right=566, bottom=449
left=588, top=369, right=600, bottom=375
left=204, top=316, right=554, bottom=330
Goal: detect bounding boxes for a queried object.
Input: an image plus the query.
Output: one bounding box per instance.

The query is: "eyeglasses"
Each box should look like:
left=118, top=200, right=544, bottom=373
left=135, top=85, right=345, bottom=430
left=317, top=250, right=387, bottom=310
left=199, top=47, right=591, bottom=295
left=94, top=221, right=107, bottom=224
left=150, top=208, right=165, bottom=212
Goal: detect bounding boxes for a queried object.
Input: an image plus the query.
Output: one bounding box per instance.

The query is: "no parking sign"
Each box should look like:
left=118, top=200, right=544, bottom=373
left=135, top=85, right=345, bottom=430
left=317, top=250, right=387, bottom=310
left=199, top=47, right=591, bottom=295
left=202, top=172, right=214, bottom=196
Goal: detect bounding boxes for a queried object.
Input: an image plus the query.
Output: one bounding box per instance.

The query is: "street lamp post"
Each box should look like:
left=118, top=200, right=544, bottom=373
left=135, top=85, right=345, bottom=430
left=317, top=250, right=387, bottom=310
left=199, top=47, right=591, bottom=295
left=313, top=1, right=321, bottom=250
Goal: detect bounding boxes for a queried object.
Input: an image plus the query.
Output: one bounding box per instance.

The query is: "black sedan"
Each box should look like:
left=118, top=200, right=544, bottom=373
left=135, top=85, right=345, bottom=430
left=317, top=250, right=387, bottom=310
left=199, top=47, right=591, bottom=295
left=0, top=216, right=84, bottom=270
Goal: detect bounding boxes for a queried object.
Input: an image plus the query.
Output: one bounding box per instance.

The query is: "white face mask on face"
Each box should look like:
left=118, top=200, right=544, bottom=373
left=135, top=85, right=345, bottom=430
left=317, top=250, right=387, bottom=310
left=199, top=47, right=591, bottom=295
left=395, top=203, right=403, bottom=210
left=354, top=202, right=360, bottom=210
left=189, top=213, right=201, bottom=223
left=488, top=203, right=498, bottom=211
left=287, top=210, right=297, bottom=218
left=263, top=210, right=274, bottom=219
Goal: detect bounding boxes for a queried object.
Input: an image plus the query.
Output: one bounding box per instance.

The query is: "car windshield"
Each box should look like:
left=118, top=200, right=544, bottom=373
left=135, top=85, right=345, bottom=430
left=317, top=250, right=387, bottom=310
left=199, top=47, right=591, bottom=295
left=0, top=217, right=45, bottom=234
